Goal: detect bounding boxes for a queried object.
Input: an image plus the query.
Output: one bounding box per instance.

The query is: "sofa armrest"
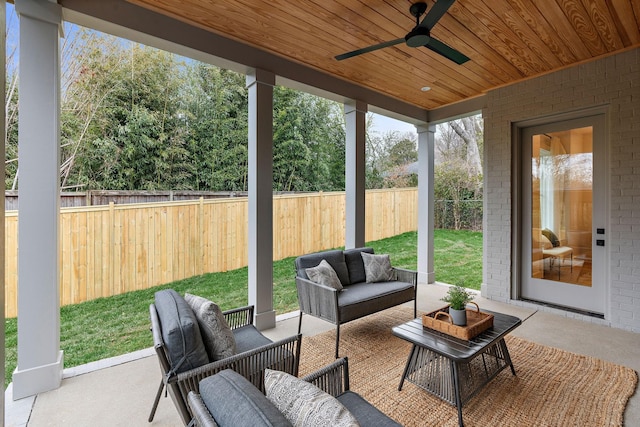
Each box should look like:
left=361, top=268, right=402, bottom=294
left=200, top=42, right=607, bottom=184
left=393, top=267, right=417, bottom=286
left=187, top=391, right=218, bottom=427
left=296, top=276, right=340, bottom=324
left=174, top=333, right=302, bottom=412
left=222, top=305, right=254, bottom=329
left=300, top=357, right=350, bottom=398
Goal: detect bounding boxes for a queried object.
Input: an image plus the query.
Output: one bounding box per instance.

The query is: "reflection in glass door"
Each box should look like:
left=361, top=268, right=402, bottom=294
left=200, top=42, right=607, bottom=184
left=521, top=115, right=605, bottom=315
left=531, top=128, right=592, bottom=286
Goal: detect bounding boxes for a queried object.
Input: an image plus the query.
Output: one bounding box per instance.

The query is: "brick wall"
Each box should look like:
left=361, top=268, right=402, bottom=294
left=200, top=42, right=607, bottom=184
left=482, top=48, right=639, bottom=332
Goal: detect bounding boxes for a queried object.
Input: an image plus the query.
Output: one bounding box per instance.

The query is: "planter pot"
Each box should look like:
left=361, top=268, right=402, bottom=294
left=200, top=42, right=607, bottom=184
left=449, top=307, right=467, bottom=326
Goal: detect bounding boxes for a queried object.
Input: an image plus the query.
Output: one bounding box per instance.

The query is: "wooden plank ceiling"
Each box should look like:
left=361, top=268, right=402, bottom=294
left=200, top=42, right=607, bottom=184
left=128, top=0, right=640, bottom=110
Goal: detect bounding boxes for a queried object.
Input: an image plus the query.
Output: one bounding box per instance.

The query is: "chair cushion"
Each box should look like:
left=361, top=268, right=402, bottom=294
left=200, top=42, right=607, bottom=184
left=154, top=289, right=209, bottom=374
left=343, top=247, right=374, bottom=284
left=295, top=250, right=350, bottom=285
left=233, top=324, right=273, bottom=354
left=305, top=259, right=343, bottom=291
left=361, top=252, right=397, bottom=283
left=337, top=391, right=401, bottom=427
left=200, top=369, right=292, bottom=427
left=185, top=293, right=236, bottom=362
left=264, top=369, right=359, bottom=427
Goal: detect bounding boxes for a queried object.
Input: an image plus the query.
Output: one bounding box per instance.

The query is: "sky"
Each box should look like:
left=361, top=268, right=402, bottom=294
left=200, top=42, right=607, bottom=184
left=370, top=114, right=417, bottom=136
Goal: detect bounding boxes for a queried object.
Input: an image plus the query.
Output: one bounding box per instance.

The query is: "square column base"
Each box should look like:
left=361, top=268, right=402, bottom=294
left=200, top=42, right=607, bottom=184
left=12, top=350, right=64, bottom=400
left=254, top=309, right=276, bottom=331
left=419, top=271, right=436, bottom=284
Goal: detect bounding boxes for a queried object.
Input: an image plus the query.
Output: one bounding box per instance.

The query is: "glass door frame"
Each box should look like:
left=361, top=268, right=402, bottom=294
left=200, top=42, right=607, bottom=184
left=511, top=107, right=608, bottom=316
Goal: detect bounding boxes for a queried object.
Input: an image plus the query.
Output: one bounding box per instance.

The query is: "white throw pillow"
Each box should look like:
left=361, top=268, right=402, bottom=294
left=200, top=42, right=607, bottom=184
left=185, top=293, right=236, bottom=362
left=305, top=259, right=343, bottom=291
left=361, top=252, right=397, bottom=283
left=264, top=369, right=360, bottom=427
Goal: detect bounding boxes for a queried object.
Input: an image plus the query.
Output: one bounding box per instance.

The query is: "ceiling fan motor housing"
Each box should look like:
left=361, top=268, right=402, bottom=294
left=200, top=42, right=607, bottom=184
left=406, top=26, right=430, bottom=47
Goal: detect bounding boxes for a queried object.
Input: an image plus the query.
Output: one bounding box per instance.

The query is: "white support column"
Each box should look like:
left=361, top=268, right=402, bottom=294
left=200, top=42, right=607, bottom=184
left=344, top=101, right=367, bottom=249
left=13, top=0, right=64, bottom=399
left=417, top=124, right=436, bottom=284
left=246, top=69, right=275, bottom=331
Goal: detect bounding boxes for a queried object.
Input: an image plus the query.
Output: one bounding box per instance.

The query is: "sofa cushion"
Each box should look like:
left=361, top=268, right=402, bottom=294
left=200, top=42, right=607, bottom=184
left=295, top=250, right=350, bottom=285
left=305, top=259, right=343, bottom=291
left=361, top=252, right=397, bottom=283
left=343, top=247, right=374, bottom=284
left=337, top=391, right=401, bottom=427
left=338, top=281, right=415, bottom=323
left=184, top=293, right=236, bottom=362
left=200, top=369, right=292, bottom=427
left=264, top=369, right=360, bottom=427
left=154, top=289, right=209, bottom=374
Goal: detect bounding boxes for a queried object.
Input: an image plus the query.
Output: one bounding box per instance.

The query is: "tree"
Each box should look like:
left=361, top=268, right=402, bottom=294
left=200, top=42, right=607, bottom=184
left=5, top=21, right=352, bottom=193
left=434, top=114, right=484, bottom=229
left=67, top=38, right=190, bottom=190
left=437, top=115, right=483, bottom=175
left=185, top=64, right=249, bottom=191
left=364, top=115, right=389, bottom=189
left=386, top=132, right=418, bottom=167
left=380, top=132, right=418, bottom=188
left=5, top=12, right=20, bottom=190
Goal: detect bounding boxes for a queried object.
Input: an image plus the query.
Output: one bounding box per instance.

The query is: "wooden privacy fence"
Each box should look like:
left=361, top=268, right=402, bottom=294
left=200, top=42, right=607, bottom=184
left=4, top=188, right=417, bottom=318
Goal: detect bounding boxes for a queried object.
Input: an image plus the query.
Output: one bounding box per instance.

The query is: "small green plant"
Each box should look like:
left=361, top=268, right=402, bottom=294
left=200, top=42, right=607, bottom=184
left=441, top=283, right=474, bottom=310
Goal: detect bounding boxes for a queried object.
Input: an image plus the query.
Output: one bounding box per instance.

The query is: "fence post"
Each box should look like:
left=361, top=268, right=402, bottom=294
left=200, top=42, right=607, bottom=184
left=198, top=197, right=204, bottom=275
left=108, top=202, right=115, bottom=297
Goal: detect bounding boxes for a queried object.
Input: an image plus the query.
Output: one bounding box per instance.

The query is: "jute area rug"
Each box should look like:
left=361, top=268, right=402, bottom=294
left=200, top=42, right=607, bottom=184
left=298, top=307, right=638, bottom=427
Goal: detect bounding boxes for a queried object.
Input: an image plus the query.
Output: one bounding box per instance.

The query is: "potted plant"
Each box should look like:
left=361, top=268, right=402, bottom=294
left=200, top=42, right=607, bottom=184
left=441, top=284, right=474, bottom=326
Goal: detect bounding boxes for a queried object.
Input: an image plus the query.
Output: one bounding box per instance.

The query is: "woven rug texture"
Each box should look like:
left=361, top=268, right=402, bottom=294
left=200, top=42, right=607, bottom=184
left=298, top=307, right=638, bottom=427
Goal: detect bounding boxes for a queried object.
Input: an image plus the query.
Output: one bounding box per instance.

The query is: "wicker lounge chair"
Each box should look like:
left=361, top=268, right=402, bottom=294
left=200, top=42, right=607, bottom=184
left=148, top=290, right=302, bottom=425
left=187, top=357, right=401, bottom=426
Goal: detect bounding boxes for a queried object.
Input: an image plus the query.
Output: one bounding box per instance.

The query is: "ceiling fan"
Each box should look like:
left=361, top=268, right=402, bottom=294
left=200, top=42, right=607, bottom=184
left=335, top=0, right=469, bottom=65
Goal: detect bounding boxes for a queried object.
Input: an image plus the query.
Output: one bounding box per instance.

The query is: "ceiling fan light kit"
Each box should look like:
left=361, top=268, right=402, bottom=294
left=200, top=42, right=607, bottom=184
left=335, top=0, right=469, bottom=65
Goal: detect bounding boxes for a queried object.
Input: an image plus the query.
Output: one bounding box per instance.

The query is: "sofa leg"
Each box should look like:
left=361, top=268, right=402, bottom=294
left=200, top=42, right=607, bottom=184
left=297, top=312, right=303, bottom=334
left=335, top=324, right=340, bottom=359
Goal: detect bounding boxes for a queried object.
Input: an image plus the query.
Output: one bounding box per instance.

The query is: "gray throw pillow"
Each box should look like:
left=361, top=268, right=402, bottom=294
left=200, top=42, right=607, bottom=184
left=361, top=252, right=397, bottom=283
left=185, top=293, right=236, bottom=362
left=305, top=259, right=343, bottom=291
left=264, top=369, right=360, bottom=427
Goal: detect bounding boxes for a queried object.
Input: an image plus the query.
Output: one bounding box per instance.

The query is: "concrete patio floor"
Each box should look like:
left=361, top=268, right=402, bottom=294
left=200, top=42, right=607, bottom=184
left=5, top=283, right=640, bottom=426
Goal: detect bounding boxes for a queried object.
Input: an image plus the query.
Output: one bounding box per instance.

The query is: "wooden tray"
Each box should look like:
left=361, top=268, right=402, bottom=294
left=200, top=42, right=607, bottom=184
left=422, top=302, right=494, bottom=340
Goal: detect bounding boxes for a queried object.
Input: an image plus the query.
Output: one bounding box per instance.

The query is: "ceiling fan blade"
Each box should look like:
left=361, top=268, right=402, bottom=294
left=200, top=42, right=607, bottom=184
left=424, top=37, right=470, bottom=64
left=335, top=38, right=405, bottom=60
left=419, top=0, right=455, bottom=30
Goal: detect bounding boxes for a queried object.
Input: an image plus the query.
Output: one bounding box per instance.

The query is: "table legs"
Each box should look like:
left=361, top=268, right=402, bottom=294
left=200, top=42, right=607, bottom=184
left=451, top=360, right=464, bottom=427
left=398, top=344, right=417, bottom=391
left=397, top=338, right=516, bottom=427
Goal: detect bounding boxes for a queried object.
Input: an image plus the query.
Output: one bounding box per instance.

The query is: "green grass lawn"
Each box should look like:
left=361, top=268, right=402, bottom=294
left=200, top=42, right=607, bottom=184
left=4, top=229, right=481, bottom=387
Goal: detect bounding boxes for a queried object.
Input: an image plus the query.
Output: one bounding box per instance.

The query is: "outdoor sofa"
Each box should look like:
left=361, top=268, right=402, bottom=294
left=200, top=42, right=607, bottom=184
left=295, top=247, right=417, bottom=358
left=148, top=289, right=302, bottom=425
left=187, top=357, right=401, bottom=426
